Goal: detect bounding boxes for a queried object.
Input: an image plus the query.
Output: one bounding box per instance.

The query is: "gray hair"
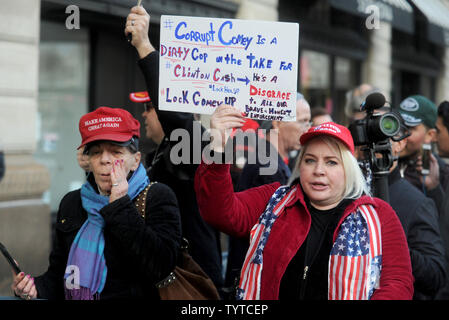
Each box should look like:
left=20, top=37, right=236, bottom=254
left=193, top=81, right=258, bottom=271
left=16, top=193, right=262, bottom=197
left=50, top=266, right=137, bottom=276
left=297, top=92, right=310, bottom=106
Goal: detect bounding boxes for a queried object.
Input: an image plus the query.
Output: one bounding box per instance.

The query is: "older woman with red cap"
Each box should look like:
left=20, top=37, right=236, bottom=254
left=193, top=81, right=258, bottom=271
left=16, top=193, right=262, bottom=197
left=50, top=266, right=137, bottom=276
left=195, top=105, right=413, bottom=300
left=12, top=107, right=181, bottom=300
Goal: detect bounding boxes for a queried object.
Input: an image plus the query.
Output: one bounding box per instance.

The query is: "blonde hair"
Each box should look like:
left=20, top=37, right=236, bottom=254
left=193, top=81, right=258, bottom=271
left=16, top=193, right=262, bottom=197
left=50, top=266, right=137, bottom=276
left=288, top=136, right=371, bottom=199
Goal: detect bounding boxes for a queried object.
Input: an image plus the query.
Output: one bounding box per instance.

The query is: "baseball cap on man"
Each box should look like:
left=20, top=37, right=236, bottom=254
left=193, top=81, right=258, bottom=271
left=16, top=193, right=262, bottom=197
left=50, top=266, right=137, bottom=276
left=397, top=95, right=437, bottom=128
left=129, top=91, right=151, bottom=103
left=78, top=106, right=140, bottom=149
left=300, top=122, right=355, bottom=154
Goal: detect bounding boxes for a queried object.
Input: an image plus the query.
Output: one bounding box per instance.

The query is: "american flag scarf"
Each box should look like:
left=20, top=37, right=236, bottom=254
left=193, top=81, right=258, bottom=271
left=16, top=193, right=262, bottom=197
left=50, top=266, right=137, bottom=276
left=237, top=186, right=382, bottom=300
left=236, top=185, right=297, bottom=300
left=328, top=204, right=382, bottom=300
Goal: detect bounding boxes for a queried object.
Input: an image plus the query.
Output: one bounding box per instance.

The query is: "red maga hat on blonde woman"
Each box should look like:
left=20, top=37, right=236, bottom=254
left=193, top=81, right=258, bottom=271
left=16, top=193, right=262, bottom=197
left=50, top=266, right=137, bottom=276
left=300, top=122, right=355, bottom=154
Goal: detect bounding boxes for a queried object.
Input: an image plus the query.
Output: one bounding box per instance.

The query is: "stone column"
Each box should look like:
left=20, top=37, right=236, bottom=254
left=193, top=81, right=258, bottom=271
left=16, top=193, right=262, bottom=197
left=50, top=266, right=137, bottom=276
left=235, top=0, right=278, bottom=21
left=437, top=48, right=449, bottom=103
left=0, top=0, right=51, bottom=296
left=361, top=21, right=393, bottom=101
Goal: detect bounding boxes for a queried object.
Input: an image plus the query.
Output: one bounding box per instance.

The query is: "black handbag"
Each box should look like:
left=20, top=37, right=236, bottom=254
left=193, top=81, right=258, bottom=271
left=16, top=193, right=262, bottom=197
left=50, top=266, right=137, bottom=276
left=136, top=182, right=220, bottom=300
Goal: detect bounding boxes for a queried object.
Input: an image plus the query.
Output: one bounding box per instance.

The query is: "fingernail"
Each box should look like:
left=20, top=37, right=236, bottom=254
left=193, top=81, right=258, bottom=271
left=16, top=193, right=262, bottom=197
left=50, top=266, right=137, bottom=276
left=26, top=275, right=30, bottom=279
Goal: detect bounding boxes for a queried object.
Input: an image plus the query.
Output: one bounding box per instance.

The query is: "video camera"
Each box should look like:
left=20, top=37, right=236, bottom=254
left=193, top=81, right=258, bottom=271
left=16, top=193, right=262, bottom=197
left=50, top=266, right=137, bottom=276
left=349, top=92, right=401, bottom=145
left=348, top=92, right=407, bottom=202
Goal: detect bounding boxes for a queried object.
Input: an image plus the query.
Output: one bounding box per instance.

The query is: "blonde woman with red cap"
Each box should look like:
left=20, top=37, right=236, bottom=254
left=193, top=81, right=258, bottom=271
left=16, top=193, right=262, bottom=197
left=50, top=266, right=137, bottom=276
left=12, top=107, right=181, bottom=300
left=194, top=105, right=413, bottom=300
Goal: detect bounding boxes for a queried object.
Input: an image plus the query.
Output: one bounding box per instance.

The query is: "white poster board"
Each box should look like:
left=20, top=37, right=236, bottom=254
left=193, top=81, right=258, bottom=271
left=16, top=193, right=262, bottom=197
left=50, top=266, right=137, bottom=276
left=159, top=15, right=299, bottom=121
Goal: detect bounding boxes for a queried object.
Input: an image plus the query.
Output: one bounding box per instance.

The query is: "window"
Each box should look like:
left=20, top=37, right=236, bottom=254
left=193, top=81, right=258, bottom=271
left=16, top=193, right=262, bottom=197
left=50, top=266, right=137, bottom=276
left=35, top=21, right=90, bottom=212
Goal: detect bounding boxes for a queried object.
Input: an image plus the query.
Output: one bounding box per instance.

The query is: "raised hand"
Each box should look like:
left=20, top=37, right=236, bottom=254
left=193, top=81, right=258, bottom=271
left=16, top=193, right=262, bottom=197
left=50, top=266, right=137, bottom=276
left=125, top=6, right=155, bottom=58
left=209, top=104, right=246, bottom=153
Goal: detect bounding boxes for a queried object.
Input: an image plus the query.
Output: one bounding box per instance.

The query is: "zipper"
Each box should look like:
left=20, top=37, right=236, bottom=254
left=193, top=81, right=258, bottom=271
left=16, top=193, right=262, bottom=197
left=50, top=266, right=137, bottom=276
left=299, top=220, right=332, bottom=299
left=303, top=266, right=309, bottom=280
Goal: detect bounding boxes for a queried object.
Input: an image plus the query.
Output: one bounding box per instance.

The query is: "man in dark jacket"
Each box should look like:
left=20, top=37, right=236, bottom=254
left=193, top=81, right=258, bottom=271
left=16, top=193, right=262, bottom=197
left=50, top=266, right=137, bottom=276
left=395, top=95, right=449, bottom=215
left=125, top=6, right=223, bottom=291
left=388, top=136, right=446, bottom=299
left=435, top=101, right=449, bottom=299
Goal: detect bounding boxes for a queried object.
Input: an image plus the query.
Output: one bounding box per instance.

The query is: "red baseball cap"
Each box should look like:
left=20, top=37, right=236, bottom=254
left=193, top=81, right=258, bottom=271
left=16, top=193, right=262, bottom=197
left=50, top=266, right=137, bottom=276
left=129, top=91, right=151, bottom=103
left=78, top=107, right=140, bottom=149
left=300, top=122, right=355, bottom=154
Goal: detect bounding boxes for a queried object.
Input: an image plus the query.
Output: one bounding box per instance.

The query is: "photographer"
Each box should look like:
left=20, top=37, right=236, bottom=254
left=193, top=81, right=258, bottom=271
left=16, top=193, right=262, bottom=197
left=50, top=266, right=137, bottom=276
left=350, top=93, right=447, bottom=299
left=396, top=95, right=449, bottom=217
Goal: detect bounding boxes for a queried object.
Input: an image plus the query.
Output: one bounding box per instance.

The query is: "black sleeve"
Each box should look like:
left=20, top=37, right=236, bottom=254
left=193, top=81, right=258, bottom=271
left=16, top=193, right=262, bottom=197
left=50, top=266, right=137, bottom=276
left=427, top=156, right=449, bottom=216
left=100, top=183, right=182, bottom=284
left=427, top=185, right=445, bottom=217
left=408, top=197, right=447, bottom=297
left=137, top=51, right=196, bottom=139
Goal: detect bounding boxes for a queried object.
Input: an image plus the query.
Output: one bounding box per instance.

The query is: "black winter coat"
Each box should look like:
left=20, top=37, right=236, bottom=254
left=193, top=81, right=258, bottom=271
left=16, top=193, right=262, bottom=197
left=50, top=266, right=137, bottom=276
left=137, top=52, right=223, bottom=290
left=389, top=166, right=447, bottom=299
left=34, top=180, right=181, bottom=300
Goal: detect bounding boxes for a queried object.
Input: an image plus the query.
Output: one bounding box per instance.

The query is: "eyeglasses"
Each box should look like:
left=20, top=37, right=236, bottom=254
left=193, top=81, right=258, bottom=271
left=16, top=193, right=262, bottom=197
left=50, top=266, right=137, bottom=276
left=297, top=120, right=313, bottom=128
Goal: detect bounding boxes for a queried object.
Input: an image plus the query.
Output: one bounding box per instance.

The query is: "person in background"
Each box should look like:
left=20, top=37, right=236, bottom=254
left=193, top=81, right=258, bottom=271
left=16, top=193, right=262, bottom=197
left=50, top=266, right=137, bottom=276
left=435, top=100, right=449, bottom=299
left=125, top=6, right=224, bottom=292
left=195, top=104, right=413, bottom=300
left=387, top=134, right=446, bottom=299
left=344, top=84, right=380, bottom=123
left=311, top=107, right=333, bottom=127
left=395, top=95, right=449, bottom=216
left=436, top=101, right=449, bottom=161
left=286, top=94, right=312, bottom=171
left=12, top=107, right=181, bottom=300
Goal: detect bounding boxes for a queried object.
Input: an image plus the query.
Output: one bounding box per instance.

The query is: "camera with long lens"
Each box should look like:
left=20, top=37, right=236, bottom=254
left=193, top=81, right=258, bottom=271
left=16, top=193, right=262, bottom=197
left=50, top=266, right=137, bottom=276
left=348, top=92, right=404, bottom=203
left=349, top=92, right=401, bottom=146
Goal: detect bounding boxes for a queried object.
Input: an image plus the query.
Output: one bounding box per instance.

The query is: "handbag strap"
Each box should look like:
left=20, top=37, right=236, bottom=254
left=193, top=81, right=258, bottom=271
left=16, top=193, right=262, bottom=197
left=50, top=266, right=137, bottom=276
left=134, top=181, right=157, bottom=218
left=136, top=181, right=189, bottom=252
left=133, top=181, right=178, bottom=289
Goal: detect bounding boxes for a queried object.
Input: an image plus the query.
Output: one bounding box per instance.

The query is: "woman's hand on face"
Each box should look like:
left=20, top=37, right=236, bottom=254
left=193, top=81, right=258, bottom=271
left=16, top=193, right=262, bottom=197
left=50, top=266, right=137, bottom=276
left=209, top=104, right=246, bottom=152
left=109, top=159, right=129, bottom=203
left=11, top=272, right=37, bottom=300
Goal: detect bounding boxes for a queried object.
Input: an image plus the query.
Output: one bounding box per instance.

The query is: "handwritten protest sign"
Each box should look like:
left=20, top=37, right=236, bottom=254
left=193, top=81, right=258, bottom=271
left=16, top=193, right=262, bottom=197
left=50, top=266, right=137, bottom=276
left=159, top=15, right=299, bottom=121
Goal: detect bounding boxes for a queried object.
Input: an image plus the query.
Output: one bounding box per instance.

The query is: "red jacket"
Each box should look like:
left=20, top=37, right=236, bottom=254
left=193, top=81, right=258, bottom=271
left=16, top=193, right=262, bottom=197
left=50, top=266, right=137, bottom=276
left=195, top=163, right=414, bottom=300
